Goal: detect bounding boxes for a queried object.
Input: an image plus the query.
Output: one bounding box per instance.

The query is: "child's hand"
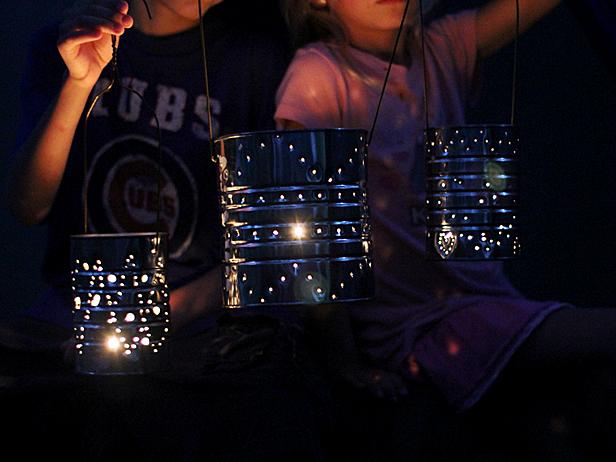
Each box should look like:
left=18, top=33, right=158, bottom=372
left=339, top=365, right=408, bottom=401
left=57, top=0, right=133, bottom=88
left=169, top=265, right=222, bottom=332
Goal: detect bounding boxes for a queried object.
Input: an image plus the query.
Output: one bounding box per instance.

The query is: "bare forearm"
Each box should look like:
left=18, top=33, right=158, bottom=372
left=477, top=0, right=562, bottom=58
left=169, top=266, right=223, bottom=332
left=7, top=77, right=93, bottom=225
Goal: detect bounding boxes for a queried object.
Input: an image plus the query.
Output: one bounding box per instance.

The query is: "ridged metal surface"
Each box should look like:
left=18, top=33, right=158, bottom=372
left=216, top=129, right=374, bottom=308
left=425, top=125, right=521, bottom=260
left=71, top=233, right=169, bottom=375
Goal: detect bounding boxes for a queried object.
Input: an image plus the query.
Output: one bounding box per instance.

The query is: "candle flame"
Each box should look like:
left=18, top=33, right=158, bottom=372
left=292, top=224, right=306, bottom=240
left=106, top=336, right=120, bottom=351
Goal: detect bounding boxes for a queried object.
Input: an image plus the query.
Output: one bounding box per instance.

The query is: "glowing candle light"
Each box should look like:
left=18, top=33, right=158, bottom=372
left=292, top=224, right=306, bottom=240
left=71, top=233, right=170, bottom=375
left=106, top=336, right=120, bottom=351
left=215, top=129, right=374, bottom=308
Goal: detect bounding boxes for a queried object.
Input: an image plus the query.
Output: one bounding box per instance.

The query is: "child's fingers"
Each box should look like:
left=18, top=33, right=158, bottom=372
left=64, top=0, right=129, bottom=20
left=116, top=0, right=129, bottom=15
left=62, top=1, right=132, bottom=33
left=58, top=16, right=125, bottom=44
left=70, top=15, right=127, bottom=35
left=81, top=4, right=133, bottom=28
left=58, top=29, right=105, bottom=49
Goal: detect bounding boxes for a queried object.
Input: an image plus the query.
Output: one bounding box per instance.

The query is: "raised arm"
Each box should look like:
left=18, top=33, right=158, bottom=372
left=6, top=0, right=132, bottom=225
left=476, top=0, right=562, bottom=58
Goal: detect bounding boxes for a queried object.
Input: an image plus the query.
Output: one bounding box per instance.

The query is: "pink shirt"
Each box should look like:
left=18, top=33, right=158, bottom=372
left=275, top=11, right=565, bottom=409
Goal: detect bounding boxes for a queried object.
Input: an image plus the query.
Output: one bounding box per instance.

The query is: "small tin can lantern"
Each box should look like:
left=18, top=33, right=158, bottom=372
left=425, top=125, right=521, bottom=260
left=71, top=232, right=170, bottom=374
left=215, top=129, right=374, bottom=308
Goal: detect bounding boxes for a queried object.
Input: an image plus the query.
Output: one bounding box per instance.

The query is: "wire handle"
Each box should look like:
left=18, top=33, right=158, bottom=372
left=140, top=0, right=153, bottom=20
left=196, top=0, right=217, bottom=163
left=511, top=0, right=520, bottom=126
left=419, top=0, right=429, bottom=132
left=82, top=34, right=163, bottom=235
left=367, top=0, right=412, bottom=146
left=418, top=0, right=521, bottom=128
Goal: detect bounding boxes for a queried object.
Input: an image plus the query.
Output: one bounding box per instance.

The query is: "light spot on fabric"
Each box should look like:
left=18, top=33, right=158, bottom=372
left=408, top=355, right=421, bottom=377
left=447, top=338, right=461, bottom=356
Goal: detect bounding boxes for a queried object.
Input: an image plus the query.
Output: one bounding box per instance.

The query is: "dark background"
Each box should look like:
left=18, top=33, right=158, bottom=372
left=1, top=0, right=615, bottom=318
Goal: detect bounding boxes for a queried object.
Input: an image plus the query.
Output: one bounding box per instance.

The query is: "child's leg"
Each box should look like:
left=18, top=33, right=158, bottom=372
left=469, top=307, right=616, bottom=460
left=512, top=306, right=616, bottom=366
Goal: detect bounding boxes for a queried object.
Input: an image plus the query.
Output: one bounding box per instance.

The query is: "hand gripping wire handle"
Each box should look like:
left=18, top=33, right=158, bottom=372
left=82, top=0, right=163, bottom=235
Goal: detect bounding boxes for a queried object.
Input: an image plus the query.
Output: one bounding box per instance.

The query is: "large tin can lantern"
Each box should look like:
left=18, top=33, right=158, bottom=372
left=71, top=232, right=170, bottom=374
left=425, top=125, right=521, bottom=260
left=215, top=129, right=374, bottom=308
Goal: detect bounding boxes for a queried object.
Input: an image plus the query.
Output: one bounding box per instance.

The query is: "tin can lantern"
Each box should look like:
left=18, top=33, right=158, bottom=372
left=71, top=232, right=170, bottom=375
left=425, top=125, right=521, bottom=260
left=215, top=129, right=374, bottom=308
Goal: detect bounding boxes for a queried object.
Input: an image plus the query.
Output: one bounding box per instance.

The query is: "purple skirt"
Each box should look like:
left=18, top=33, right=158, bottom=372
left=350, top=295, right=567, bottom=410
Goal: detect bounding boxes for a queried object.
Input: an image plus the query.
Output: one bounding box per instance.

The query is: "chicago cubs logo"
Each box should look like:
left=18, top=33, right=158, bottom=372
left=85, top=135, right=198, bottom=258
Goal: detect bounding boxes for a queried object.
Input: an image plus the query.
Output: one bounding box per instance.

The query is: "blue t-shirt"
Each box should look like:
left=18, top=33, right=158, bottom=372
left=15, top=5, right=291, bottom=326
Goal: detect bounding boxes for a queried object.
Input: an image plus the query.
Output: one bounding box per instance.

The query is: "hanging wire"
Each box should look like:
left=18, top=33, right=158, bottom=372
left=511, top=0, right=520, bottom=125
left=418, top=0, right=521, bottom=128
left=196, top=0, right=216, bottom=162
left=82, top=24, right=163, bottom=234
left=367, top=0, right=412, bottom=146
left=82, top=35, right=119, bottom=234
left=418, top=0, right=429, bottom=131
left=140, top=0, right=153, bottom=20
